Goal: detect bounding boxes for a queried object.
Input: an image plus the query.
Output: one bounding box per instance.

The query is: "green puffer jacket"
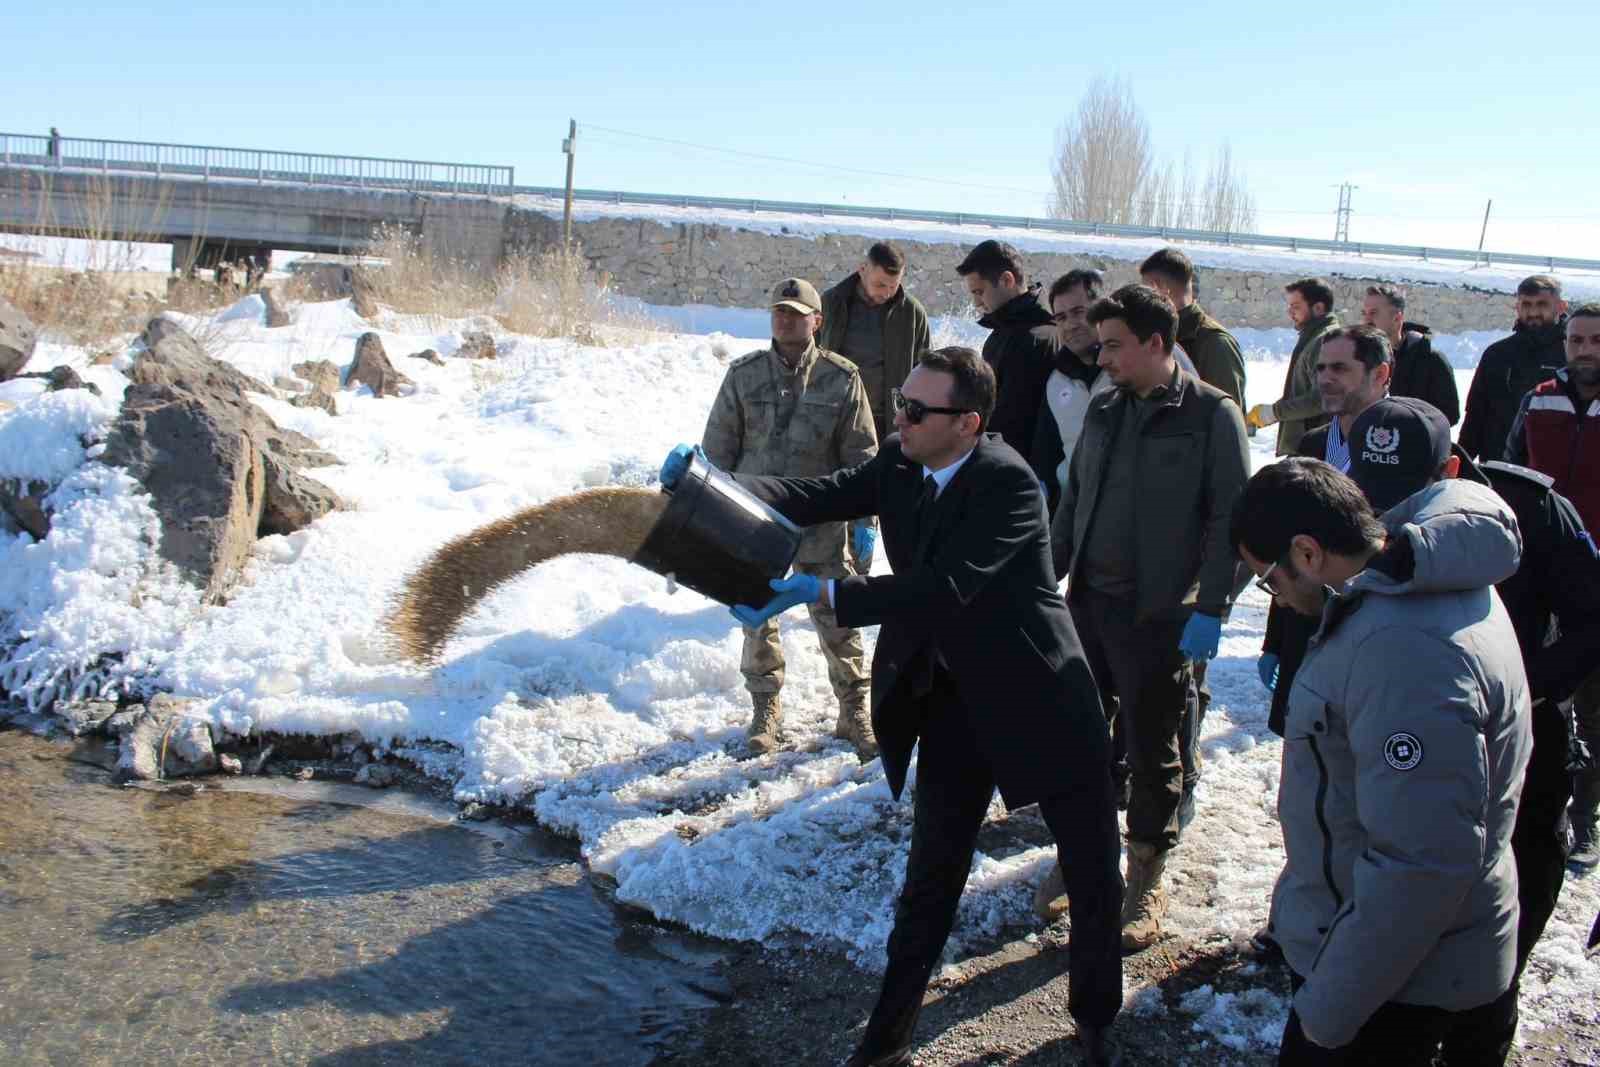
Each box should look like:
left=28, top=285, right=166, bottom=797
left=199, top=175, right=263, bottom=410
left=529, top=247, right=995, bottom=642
left=701, top=341, right=878, bottom=564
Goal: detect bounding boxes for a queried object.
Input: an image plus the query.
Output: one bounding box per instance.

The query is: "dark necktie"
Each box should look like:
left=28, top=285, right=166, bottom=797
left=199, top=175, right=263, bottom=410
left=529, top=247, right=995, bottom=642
left=913, top=474, right=940, bottom=564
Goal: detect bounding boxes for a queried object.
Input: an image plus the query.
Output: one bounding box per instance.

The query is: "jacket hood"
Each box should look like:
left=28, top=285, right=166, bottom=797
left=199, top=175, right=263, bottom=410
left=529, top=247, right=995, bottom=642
left=979, top=285, right=1051, bottom=330
left=1401, top=321, right=1433, bottom=339
left=1360, top=479, right=1522, bottom=596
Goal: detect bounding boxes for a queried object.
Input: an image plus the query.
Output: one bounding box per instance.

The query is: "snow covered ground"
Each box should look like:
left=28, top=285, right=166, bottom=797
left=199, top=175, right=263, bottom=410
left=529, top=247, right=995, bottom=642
left=0, top=299, right=1594, bottom=1052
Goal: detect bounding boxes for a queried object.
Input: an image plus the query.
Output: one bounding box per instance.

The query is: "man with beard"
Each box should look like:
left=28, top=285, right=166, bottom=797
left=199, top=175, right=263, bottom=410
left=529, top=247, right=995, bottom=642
left=1247, top=278, right=1343, bottom=455
left=1507, top=301, right=1600, bottom=875
left=957, top=240, right=1057, bottom=457
left=1460, top=275, right=1568, bottom=462
left=1362, top=283, right=1460, bottom=425
left=820, top=242, right=931, bottom=575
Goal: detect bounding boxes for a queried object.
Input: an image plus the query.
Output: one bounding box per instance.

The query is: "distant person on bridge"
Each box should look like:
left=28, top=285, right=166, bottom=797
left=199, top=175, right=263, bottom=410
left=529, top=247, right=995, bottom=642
left=956, top=240, right=1057, bottom=456
left=47, top=127, right=61, bottom=164
left=1361, top=283, right=1460, bottom=425
left=1138, top=247, right=1247, bottom=410
left=1245, top=277, right=1342, bottom=454
left=1459, top=274, right=1568, bottom=462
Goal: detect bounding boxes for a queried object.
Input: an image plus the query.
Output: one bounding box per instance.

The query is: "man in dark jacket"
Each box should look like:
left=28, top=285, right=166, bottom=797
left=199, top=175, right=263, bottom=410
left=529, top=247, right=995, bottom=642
left=1459, top=274, right=1568, bottom=462
left=1050, top=284, right=1250, bottom=952
left=691, top=346, right=1124, bottom=1066
left=1139, top=247, right=1247, bottom=410
left=1246, top=278, right=1340, bottom=453
left=1506, top=300, right=1600, bottom=874
left=819, top=242, right=932, bottom=442
left=1362, top=283, right=1460, bottom=425
left=956, top=240, right=1057, bottom=456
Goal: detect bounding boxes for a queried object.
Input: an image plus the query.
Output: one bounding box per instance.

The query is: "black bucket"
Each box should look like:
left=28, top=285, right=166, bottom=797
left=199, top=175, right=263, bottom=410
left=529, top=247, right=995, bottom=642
left=632, top=452, right=803, bottom=609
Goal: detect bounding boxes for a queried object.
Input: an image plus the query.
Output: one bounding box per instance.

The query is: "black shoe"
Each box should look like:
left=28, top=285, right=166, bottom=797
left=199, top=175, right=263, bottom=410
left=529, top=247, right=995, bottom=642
left=842, top=1045, right=913, bottom=1067
left=1078, top=1023, right=1122, bottom=1066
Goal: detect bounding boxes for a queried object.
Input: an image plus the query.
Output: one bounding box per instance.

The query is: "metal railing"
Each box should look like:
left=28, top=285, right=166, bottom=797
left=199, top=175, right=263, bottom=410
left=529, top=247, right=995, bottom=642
left=0, top=132, right=514, bottom=198
left=513, top=184, right=1600, bottom=274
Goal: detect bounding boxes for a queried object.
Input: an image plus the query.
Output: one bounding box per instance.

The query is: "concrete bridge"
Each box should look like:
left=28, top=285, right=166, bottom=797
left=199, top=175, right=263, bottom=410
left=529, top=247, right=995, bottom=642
left=0, top=132, right=535, bottom=271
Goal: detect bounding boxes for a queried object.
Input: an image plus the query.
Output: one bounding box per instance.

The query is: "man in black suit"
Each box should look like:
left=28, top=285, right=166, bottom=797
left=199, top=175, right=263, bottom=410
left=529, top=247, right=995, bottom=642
left=663, top=347, right=1124, bottom=1066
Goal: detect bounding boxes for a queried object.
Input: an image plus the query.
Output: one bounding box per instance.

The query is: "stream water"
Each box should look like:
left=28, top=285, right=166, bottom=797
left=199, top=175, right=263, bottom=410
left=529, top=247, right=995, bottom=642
left=0, top=730, right=728, bottom=1065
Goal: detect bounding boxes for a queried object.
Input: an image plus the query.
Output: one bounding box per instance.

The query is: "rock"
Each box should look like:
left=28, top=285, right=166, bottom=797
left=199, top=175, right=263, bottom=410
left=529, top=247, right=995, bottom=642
left=409, top=349, right=444, bottom=366
left=292, top=767, right=315, bottom=781
left=112, top=698, right=218, bottom=781
left=0, top=478, right=50, bottom=540
left=274, top=374, right=308, bottom=393
left=345, top=333, right=410, bottom=398
left=219, top=754, right=243, bottom=775
left=293, top=360, right=341, bottom=396
left=0, top=294, right=38, bottom=381
left=354, top=763, right=399, bottom=788
left=57, top=700, right=119, bottom=736
left=101, top=318, right=344, bottom=601
left=351, top=270, right=380, bottom=320
left=261, top=286, right=291, bottom=328
left=43, top=365, right=99, bottom=395
left=103, top=705, right=146, bottom=738
left=456, top=331, right=498, bottom=360
left=289, top=389, right=337, bottom=416
left=460, top=802, right=493, bottom=822
left=102, top=383, right=266, bottom=602
left=259, top=449, right=341, bottom=535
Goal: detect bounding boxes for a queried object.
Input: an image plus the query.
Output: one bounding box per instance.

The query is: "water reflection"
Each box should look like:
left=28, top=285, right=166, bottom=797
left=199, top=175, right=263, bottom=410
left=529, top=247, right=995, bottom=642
left=0, top=730, right=725, bottom=1065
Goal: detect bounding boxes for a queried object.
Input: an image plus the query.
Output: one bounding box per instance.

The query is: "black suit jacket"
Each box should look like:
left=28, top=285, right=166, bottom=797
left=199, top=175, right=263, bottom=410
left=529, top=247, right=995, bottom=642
left=740, top=433, right=1110, bottom=809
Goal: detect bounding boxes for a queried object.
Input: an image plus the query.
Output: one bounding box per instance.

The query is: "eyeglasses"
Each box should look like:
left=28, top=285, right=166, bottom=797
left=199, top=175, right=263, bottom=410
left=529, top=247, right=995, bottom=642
left=892, top=388, right=971, bottom=425
left=1254, top=560, right=1282, bottom=597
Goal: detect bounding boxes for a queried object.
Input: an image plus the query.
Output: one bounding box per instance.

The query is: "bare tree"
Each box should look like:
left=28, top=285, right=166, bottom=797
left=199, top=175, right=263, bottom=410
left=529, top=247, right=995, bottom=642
left=1050, top=79, right=1258, bottom=234
left=1049, top=76, right=1153, bottom=225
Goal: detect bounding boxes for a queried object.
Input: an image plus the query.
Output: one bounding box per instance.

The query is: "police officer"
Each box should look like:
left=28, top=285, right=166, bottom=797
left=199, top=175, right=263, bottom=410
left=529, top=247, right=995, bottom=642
left=701, top=277, right=880, bottom=760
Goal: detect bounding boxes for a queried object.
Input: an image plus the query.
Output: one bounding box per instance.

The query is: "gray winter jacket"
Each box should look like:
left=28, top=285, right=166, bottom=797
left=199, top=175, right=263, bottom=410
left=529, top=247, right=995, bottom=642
left=1271, top=479, right=1530, bottom=1048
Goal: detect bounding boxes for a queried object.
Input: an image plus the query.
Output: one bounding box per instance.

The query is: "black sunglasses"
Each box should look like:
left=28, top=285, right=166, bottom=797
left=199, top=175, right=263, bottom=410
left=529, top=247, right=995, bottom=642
left=892, top=388, right=971, bottom=425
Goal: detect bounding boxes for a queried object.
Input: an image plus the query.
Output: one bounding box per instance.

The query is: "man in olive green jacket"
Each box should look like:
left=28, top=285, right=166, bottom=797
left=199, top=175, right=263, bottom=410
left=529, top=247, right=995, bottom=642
left=1247, top=277, right=1342, bottom=454
left=703, top=277, right=880, bottom=760
left=819, top=241, right=932, bottom=442
left=1139, top=248, right=1247, bottom=410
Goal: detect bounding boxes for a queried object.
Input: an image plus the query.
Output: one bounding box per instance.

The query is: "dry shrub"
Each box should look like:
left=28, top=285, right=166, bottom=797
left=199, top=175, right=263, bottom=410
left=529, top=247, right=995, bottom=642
left=358, top=223, right=489, bottom=324
left=0, top=265, right=156, bottom=348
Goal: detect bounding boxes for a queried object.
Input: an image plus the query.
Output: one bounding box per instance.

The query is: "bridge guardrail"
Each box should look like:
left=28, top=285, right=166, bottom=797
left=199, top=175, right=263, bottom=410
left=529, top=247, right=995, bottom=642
left=0, top=132, right=514, bottom=198
left=511, top=184, right=1600, bottom=274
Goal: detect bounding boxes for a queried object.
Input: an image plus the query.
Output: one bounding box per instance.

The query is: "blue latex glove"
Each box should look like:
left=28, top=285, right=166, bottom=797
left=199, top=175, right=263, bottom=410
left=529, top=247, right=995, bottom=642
left=1258, top=652, right=1280, bottom=692
left=1178, top=612, right=1222, bottom=661
left=730, top=574, right=821, bottom=629
left=660, top=444, right=699, bottom=490
left=851, top=521, right=877, bottom=567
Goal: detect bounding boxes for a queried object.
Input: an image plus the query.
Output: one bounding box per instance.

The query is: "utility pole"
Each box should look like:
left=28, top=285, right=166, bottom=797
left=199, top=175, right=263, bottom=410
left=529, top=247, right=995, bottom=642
left=1477, top=199, right=1493, bottom=260
left=561, top=119, right=577, bottom=254
left=1333, top=182, right=1356, bottom=243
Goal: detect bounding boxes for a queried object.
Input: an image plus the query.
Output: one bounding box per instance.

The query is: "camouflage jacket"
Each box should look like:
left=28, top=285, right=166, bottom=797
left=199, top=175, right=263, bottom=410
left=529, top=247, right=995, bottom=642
left=702, top=341, right=879, bottom=564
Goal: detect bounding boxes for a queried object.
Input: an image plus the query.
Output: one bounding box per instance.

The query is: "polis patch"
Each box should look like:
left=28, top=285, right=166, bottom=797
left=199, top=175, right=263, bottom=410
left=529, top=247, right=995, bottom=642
left=1384, top=732, right=1423, bottom=771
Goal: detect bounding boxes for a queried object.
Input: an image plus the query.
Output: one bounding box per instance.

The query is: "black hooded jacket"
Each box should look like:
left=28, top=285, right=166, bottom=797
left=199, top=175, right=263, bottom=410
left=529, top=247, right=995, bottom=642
left=978, top=286, right=1057, bottom=456
left=1389, top=323, right=1461, bottom=426
left=1460, top=317, right=1568, bottom=461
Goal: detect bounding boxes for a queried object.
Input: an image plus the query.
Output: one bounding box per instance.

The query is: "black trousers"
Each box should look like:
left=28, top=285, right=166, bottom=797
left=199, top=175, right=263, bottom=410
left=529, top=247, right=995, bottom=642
left=856, top=670, right=1124, bottom=1057
left=1280, top=972, right=1514, bottom=1066
left=1071, top=588, right=1192, bottom=850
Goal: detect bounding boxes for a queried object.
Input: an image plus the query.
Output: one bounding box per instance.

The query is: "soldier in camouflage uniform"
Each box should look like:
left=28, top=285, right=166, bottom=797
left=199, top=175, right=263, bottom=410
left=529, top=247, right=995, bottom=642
left=702, top=277, right=880, bottom=759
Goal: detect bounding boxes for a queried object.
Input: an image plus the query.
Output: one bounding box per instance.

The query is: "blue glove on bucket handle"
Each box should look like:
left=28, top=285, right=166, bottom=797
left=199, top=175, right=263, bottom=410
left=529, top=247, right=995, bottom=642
left=660, top=444, right=705, bottom=490
left=1258, top=652, right=1280, bottom=692
left=731, top=574, right=821, bottom=629
left=1178, top=612, right=1222, bottom=661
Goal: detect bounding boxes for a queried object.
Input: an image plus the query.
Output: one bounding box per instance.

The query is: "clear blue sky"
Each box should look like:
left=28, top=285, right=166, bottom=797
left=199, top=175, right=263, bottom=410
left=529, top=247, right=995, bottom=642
left=9, top=0, right=1600, bottom=256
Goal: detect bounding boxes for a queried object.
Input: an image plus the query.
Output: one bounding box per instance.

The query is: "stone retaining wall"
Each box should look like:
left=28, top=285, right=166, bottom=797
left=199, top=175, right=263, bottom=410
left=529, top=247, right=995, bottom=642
left=505, top=208, right=1521, bottom=335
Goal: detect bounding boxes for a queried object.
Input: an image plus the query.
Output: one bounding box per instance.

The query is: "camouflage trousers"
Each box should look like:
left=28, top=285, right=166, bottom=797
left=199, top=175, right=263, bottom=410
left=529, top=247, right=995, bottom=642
left=741, top=561, right=868, bottom=703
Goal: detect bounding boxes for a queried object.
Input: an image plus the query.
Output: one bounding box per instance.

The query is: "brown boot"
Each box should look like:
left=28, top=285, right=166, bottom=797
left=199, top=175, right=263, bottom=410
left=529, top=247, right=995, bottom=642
left=1032, top=861, right=1069, bottom=921
left=1120, top=842, right=1169, bottom=952
left=834, top=695, right=878, bottom=761
left=747, top=692, right=783, bottom=755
